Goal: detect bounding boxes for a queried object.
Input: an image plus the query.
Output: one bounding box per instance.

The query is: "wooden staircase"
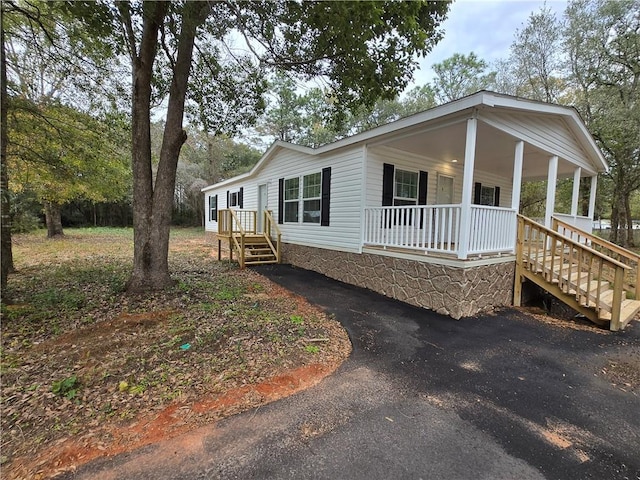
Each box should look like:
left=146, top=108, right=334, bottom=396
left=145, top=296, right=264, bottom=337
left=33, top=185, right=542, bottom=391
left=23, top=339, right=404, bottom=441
left=236, top=234, right=279, bottom=266
left=514, top=215, right=640, bottom=331
left=216, top=209, right=281, bottom=269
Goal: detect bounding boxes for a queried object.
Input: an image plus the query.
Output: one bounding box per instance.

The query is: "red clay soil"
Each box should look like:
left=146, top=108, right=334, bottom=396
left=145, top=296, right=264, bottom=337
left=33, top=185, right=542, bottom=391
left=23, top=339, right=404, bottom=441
left=15, top=363, right=339, bottom=480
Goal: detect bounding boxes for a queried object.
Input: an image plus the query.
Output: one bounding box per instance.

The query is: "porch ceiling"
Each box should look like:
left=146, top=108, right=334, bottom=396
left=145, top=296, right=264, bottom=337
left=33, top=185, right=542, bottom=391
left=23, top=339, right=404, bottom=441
left=383, top=120, right=582, bottom=181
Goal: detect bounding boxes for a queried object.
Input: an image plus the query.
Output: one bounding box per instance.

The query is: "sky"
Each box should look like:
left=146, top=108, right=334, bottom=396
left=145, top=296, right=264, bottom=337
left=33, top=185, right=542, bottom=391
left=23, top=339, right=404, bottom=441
left=408, top=0, right=568, bottom=88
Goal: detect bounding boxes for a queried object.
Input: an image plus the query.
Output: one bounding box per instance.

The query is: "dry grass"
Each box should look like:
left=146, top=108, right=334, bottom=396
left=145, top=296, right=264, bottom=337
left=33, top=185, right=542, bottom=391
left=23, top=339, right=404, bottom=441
left=1, top=228, right=351, bottom=479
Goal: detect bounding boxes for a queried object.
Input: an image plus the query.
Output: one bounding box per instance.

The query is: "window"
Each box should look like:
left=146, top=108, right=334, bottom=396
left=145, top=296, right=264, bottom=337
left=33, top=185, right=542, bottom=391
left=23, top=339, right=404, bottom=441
left=480, top=186, right=495, bottom=206
left=394, top=169, right=418, bottom=206
left=281, top=171, right=326, bottom=224
left=284, top=177, right=299, bottom=222
left=303, top=172, right=321, bottom=223
left=279, top=169, right=330, bottom=226
left=209, top=195, right=218, bottom=222
left=229, top=192, right=239, bottom=207
left=474, top=182, right=500, bottom=206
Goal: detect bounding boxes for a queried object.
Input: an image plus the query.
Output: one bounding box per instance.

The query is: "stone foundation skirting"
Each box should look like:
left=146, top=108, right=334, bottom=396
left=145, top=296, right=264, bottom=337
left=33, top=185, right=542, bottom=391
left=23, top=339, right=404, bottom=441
left=282, top=244, right=515, bottom=319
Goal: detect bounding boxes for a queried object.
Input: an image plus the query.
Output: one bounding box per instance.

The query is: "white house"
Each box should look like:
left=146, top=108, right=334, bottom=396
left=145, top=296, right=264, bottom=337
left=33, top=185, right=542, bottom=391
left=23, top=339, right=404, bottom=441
left=202, top=91, right=640, bottom=329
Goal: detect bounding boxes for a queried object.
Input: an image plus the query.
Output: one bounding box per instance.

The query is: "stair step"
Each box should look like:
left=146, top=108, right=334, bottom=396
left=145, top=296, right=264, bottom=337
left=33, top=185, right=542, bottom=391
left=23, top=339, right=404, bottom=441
left=599, top=299, right=640, bottom=327
left=245, top=259, right=279, bottom=265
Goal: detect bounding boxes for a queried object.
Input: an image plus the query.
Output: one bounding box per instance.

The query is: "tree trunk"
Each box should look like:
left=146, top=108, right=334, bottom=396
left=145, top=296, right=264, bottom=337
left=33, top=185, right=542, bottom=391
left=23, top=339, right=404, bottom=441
left=609, top=184, right=632, bottom=247
left=44, top=201, right=64, bottom=237
left=1, top=3, right=14, bottom=301
left=0, top=5, right=14, bottom=302
left=624, top=193, right=634, bottom=247
left=125, top=2, right=207, bottom=292
left=124, top=2, right=169, bottom=292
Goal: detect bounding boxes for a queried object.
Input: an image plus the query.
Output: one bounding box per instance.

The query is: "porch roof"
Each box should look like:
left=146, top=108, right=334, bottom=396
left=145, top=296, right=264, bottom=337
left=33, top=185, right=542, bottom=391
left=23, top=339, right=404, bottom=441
left=202, top=90, right=607, bottom=192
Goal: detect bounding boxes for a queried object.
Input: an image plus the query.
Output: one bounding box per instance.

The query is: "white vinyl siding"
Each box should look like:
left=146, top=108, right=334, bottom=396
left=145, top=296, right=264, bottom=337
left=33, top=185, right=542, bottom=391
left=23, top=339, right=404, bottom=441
left=366, top=145, right=513, bottom=209
left=479, top=110, right=597, bottom=175
left=204, top=146, right=364, bottom=253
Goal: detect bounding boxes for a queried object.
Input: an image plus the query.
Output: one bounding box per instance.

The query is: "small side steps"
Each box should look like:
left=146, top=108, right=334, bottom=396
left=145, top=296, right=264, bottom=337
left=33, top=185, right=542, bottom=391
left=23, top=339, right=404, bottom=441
left=240, top=235, right=278, bottom=266
left=515, top=215, right=640, bottom=331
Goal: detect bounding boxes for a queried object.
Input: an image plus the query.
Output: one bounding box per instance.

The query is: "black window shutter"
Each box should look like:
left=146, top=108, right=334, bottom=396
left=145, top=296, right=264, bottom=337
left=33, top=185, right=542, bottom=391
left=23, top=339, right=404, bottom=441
left=494, top=187, right=500, bottom=207
left=239, top=187, right=244, bottom=208
left=278, top=178, right=284, bottom=224
left=473, top=182, right=482, bottom=205
left=418, top=171, right=428, bottom=205
left=321, top=167, right=331, bottom=226
left=210, top=195, right=218, bottom=221
left=418, top=171, right=428, bottom=229
left=382, top=163, right=394, bottom=206
left=226, top=190, right=230, bottom=207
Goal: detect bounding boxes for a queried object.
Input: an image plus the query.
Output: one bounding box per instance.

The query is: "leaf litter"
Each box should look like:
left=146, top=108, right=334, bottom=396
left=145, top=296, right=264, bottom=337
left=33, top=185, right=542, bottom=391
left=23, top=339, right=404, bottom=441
left=1, top=228, right=351, bottom=479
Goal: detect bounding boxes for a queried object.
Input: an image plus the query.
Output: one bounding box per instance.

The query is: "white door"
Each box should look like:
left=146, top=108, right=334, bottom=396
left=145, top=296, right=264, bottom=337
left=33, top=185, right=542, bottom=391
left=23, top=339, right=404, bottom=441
left=257, top=183, right=268, bottom=232
left=436, top=174, right=454, bottom=204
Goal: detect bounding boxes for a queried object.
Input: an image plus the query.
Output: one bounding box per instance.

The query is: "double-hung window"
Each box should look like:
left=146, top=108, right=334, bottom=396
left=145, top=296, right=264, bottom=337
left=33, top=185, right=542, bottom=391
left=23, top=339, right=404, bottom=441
left=302, top=173, right=321, bottom=223
left=394, top=169, right=418, bottom=206
left=284, top=177, right=299, bottom=222
left=283, top=172, right=323, bottom=224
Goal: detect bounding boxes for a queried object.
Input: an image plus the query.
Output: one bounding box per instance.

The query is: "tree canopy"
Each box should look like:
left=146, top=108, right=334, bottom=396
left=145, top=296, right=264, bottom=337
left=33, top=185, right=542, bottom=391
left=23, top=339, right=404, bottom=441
left=61, top=0, right=451, bottom=291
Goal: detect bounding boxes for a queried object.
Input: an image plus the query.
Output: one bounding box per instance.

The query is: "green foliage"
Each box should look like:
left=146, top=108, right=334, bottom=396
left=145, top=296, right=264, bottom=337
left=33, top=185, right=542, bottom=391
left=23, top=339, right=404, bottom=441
left=7, top=99, right=131, bottom=208
left=290, top=315, right=304, bottom=325
left=258, top=77, right=438, bottom=148
left=564, top=0, right=640, bottom=245
left=32, top=288, right=85, bottom=312
left=51, top=375, right=80, bottom=400
left=509, top=5, right=564, bottom=102
left=304, top=345, right=320, bottom=354
left=431, top=52, right=496, bottom=103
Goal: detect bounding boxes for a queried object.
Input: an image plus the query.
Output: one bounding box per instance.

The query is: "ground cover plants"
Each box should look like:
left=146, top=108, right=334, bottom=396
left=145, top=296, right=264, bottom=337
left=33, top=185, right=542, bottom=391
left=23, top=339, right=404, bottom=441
left=1, top=228, right=351, bottom=479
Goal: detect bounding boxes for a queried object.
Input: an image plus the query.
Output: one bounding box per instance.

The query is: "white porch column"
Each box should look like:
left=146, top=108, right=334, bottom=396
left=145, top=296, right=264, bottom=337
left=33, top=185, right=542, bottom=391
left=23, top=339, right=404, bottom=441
left=588, top=175, right=598, bottom=219
left=545, top=155, right=558, bottom=228
left=511, top=141, right=524, bottom=211
left=570, top=167, right=582, bottom=217
left=458, top=117, right=477, bottom=259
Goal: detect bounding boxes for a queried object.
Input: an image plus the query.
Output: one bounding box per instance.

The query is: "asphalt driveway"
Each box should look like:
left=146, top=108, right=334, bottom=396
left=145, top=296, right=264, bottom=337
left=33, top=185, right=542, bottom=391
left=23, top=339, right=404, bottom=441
left=65, top=264, right=640, bottom=480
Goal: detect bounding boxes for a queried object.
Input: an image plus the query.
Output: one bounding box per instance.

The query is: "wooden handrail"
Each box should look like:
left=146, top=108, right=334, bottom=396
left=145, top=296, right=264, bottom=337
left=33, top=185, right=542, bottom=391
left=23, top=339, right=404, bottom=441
left=516, top=215, right=629, bottom=330
left=553, top=216, right=639, bottom=300
left=263, top=210, right=281, bottom=263
left=553, top=217, right=640, bottom=262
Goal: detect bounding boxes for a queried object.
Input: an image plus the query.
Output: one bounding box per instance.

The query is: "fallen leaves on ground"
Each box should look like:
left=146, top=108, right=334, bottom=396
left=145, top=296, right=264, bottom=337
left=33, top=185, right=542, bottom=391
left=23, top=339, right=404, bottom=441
left=1, top=228, right=351, bottom=479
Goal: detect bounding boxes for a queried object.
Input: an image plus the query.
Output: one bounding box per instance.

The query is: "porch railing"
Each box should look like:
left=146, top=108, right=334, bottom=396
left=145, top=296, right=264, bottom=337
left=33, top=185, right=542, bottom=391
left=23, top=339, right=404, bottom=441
left=468, top=205, right=518, bottom=255
left=363, top=205, right=460, bottom=254
left=553, top=213, right=593, bottom=234
left=362, top=204, right=517, bottom=257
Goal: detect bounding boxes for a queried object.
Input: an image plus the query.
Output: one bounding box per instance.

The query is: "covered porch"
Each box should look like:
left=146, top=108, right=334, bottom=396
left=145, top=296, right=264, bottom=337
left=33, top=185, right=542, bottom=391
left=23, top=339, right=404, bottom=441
left=361, top=94, right=605, bottom=260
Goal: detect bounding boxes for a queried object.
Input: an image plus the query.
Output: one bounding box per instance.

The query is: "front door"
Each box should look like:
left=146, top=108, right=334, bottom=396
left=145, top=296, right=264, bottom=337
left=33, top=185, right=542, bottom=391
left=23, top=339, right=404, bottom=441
left=436, top=174, right=454, bottom=204
left=257, top=183, right=268, bottom=232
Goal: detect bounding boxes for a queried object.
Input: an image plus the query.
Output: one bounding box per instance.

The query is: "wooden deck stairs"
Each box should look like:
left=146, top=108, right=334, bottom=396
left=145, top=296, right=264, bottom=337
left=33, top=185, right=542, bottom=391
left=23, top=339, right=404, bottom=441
left=235, top=233, right=279, bottom=266
left=514, top=215, right=640, bottom=331
left=216, top=209, right=281, bottom=269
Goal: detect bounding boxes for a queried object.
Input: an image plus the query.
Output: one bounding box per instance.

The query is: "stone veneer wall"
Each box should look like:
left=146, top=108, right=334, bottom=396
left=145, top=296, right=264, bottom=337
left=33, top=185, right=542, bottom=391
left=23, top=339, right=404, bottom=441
left=282, top=244, right=515, bottom=319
